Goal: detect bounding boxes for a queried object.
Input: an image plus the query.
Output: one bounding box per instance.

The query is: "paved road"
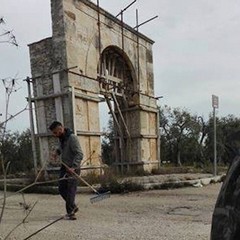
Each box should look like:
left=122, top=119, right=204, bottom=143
left=0, top=183, right=221, bottom=240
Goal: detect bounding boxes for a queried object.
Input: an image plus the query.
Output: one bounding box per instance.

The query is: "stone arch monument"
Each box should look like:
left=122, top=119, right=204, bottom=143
left=28, top=0, right=160, bottom=174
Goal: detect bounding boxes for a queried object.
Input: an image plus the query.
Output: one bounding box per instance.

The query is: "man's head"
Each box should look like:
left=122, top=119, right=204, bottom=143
left=49, top=121, right=65, bottom=137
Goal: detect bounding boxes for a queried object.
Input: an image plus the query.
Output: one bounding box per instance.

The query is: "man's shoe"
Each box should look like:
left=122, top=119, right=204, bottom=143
left=64, top=213, right=77, bottom=220
left=69, top=213, right=77, bottom=220
left=73, top=206, right=79, bottom=214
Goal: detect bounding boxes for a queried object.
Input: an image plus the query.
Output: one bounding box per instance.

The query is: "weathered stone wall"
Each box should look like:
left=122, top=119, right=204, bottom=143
left=63, top=0, right=155, bottom=96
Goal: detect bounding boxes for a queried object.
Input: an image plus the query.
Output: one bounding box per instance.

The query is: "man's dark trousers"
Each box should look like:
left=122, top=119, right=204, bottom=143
left=59, top=165, right=79, bottom=215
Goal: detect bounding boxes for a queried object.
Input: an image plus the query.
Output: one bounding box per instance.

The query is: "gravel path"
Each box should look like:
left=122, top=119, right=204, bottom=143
left=0, top=183, right=221, bottom=240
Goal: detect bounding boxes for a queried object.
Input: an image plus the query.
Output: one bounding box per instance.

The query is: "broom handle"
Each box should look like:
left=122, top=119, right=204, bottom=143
left=61, top=162, right=99, bottom=194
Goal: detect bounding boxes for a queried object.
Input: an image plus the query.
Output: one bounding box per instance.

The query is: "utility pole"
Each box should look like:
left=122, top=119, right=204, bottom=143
left=212, top=95, right=219, bottom=176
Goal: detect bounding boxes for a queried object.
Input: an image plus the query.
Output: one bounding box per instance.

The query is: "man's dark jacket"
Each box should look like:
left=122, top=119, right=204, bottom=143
left=58, top=128, right=83, bottom=169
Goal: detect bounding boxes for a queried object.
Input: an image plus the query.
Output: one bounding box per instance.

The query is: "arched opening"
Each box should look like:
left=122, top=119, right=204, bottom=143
left=97, top=46, right=137, bottom=171
left=98, top=46, right=137, bottom=106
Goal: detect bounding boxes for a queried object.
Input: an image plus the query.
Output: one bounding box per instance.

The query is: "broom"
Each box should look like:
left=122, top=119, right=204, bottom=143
left=61, top=162, right=110, bottom=203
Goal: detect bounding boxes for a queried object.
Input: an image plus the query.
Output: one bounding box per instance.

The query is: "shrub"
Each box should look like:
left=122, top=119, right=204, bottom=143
left=98, top=170, right=144, bottom=193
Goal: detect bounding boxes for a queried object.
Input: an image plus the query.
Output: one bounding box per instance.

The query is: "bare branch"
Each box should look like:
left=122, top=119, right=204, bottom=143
left=0, top=161, right=11, bottom=224
left=0, top=30, right=11, bottom=37
left=0, top=176, right=68, bottom=202
left=0, top=104, right=28, bottom=130
left=0, top=17, right=5, bottom=24
left=3, top=201, right=38, bottom=240
left=23, top=216, right=64, bottom=240
left=0, top=20, right=18, bottom=46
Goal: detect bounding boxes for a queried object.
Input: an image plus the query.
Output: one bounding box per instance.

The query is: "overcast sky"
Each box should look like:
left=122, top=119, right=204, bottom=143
left=1, top=0, right=240, bottom=132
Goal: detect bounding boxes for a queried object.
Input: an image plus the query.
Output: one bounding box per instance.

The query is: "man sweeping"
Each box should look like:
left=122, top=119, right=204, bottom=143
left=49, top=121, right=83, bottom=220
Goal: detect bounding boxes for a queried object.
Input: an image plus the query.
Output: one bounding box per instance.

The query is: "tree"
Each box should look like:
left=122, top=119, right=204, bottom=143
left=101, top=117, right=115, bottom=165
left=197, top=116, right=208, bottom=166
left=204, top=115, right=240, bottom=165
left=0, top=129, right=33, bottom=174
left=160, top=105, right=202, bottom=166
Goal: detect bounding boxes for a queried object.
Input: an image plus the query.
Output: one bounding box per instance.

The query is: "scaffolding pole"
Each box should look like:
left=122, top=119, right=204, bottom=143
left=26, top=77, right=38, bottom=176
left=97, top=0, right=102, bottom=75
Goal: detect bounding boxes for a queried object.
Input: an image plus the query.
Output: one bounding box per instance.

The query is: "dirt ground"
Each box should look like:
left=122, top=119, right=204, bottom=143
left=0, top=183, right=221, bottom=240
